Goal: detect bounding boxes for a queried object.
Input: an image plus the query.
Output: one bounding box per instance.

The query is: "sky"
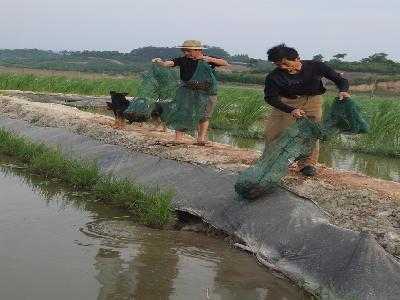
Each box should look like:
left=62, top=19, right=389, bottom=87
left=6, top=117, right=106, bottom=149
left=1, top=0, right=399, bottom=61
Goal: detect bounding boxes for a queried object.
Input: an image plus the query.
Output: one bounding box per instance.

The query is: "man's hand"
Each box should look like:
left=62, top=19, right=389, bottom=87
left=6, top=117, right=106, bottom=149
left=290, top=108, right=305, bottom=119
left=152, top=58, right=163, bottom=64
left=202, top=55, right=210, bottom=62
left=338, top=91, right=351, bottom=101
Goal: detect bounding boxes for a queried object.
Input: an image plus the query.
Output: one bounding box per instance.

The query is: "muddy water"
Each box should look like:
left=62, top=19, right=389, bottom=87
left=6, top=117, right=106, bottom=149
left=209, top=130, right=400, bottom=182
left=318, top=147, right=400, bottom=182
left=0, top=159, right=308, bottom=300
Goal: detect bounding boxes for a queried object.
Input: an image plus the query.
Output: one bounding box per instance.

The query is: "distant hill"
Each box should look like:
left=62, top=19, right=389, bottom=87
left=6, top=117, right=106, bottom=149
left=1, top=47, right=399, bottom=85
left=0, top=47, right=273, bottom=75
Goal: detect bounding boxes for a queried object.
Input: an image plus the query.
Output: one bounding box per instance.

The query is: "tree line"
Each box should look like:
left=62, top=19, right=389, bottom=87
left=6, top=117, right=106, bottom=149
left=0, top=48, right=399, bottom=85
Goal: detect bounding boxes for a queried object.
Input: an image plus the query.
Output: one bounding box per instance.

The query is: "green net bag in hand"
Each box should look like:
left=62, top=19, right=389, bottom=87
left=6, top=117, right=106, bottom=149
left=122, top=65, right=178, bottom=123
left=163, top=60, right=218, bottom=131
left=136, top=64, right=179, bottom=100
left=123, top=97, right=153, bottom=123
left=322, top=97, right=369, bottom=138
left=235, top=97, right=369, bottom=200
left=235, top=118, right=321, bottom=199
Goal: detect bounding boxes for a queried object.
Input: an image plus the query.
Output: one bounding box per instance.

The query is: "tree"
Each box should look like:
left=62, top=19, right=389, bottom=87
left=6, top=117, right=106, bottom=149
left=333, top=53, right=347, bottom=60
left=203, top=46, right=230, bottom=59
left=231, top=54, right=250, bottom=63
left=361, top=53, right=391, bottom=64
left=312, top=54, right=324, bottom=62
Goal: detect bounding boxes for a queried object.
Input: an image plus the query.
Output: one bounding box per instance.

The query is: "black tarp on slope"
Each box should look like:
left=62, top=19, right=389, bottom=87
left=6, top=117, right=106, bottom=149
left=1, top=116, right=399, bottom=300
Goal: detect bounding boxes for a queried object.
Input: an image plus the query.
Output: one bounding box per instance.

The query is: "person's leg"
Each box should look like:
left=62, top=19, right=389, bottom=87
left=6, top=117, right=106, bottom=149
left=298, top=95, right=322, bottom=171
left=264, top=106, right=295, bottom=151
left=264, top=97, right=308, bottom=171
left=197, top=120, right=209, bottom=142
left=175, top=131, right=184, bottom=141
left=196, top=95, right=217, bottom=144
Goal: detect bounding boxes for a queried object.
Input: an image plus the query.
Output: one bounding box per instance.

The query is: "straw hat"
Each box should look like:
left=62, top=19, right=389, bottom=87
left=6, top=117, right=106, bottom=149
left=177, top=40, right=205, bottom=50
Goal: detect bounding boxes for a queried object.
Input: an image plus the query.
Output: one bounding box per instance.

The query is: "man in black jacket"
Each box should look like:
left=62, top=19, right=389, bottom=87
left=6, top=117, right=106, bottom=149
left=264, top=44, right=350, bottom=176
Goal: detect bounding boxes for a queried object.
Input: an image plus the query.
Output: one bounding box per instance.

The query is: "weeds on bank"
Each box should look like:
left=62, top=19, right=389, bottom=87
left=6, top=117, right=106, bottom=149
left=0, top=129, right=173, bottom=227
left=0, top=73, right=140, bottom=96
left=1, top=72, right=399, bottom=156
left=321, top=93, right=400, bottom=157
left=211, top=86, right=267, bottom=137
left=352, top=100, right=400, bottom=156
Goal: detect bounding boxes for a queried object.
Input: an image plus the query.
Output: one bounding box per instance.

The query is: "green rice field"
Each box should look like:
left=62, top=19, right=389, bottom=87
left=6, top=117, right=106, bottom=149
left=0, top=72, right=399, bottom=157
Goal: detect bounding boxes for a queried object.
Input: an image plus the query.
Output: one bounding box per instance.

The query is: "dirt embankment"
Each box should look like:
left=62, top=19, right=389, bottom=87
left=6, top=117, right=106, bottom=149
left=0, top=93, right=399, bottom=257
left=350, top=80, right=400, bottom=93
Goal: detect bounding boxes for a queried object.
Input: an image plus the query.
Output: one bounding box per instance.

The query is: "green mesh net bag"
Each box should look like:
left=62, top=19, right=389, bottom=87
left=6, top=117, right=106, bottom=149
left=123, top=97, right=153, bottom=123
left=235, top=118, right=321, bottom=199
left=120, top=65, right=178, bottom=122
left=235, top=97, right=369, bottom=200
left=127, top=62, right=217, bottom=131
left=136, top=64, right=179, bottom=100
left=162, top=60, right=218, bottom=131
left=322, top=97, right=369, bottom=138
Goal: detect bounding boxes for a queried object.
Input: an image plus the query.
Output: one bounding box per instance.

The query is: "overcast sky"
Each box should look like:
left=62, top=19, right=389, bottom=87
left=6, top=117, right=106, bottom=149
left=1, top=0, right=399, bottom=61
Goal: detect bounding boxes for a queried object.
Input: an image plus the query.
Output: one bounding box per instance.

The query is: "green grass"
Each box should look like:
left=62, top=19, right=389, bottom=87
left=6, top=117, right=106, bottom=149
left=337, top=95, right=400, bottom=156
left=0, top=73, right=140, bottom=96
left=1, top=72, right=399, bottom=156
left=211, top=86, right=268, bottom=138
left=0, top=129, right=173, bottom=227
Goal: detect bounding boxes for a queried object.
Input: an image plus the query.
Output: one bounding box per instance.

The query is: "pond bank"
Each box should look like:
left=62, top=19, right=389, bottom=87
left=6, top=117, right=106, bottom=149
left=0, top=94, right=399, bottom=257
left=0, top=129, right=172, bottom=227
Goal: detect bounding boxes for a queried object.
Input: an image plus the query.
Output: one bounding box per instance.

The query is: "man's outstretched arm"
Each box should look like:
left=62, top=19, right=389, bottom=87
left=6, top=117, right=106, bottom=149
left=319, top=62, right=350, bottom=100
left=202, top=56, right=229, bottom=67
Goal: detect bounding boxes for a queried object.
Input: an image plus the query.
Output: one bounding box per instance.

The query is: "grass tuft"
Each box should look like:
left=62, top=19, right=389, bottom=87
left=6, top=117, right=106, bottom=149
left=0, top=129, right=173, bottom=226
left=0, top=73, right=140, bottom=96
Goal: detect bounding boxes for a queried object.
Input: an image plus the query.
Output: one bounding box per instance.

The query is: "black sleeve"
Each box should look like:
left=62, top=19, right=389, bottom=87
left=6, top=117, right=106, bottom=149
left=318, top=62, right=349, bottom=92
left=264, top=76, right=295, bottom=113
left=172, top=57, right=184, bottom=67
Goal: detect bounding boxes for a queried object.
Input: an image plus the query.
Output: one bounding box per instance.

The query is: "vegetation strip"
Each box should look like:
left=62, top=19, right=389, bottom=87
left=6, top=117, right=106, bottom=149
left=0, top=73, right=140, bottom=96
left=0, top=128, right=173, bottom=227
left=1, top=72, right=399, bottom=157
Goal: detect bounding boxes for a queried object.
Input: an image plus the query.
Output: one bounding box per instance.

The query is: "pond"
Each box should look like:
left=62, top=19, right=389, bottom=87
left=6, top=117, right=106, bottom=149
left=0, top=157, right=309, bottom=300
left=209, top=130, right=400, bottom=182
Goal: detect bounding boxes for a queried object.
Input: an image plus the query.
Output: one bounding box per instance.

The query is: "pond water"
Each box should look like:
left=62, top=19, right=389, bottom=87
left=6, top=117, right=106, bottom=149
left=0, top=158, right=309, bottom=300
left=209, top=130, right=400, bottom=182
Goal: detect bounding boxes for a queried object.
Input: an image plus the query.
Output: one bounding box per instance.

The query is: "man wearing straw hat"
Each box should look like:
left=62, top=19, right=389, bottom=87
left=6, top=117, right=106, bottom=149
left=152, top=40, right=229, bottom=145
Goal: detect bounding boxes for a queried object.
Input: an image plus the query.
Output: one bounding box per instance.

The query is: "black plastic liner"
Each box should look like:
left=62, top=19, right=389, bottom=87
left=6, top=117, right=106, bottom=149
left=1, top=116, right=399, bottom=300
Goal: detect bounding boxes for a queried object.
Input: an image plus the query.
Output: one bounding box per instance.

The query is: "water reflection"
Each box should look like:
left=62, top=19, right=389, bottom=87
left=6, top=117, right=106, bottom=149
left=209, top=130, right=400, bottom=182
left=319, top=147, right=400, bottom=182
left=83, top=219, right=307, bottom=300
left=0, top=158, right=308, bottom=300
